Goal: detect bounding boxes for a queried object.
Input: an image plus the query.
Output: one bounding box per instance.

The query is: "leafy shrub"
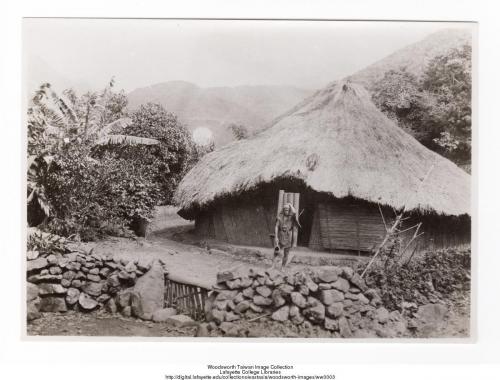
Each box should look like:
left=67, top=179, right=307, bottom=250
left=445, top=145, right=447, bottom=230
left=42, top=144, right=160, bottom=241
left=27, top=84, right=199, bottom=241
left=120, top=103, right=195, bottom=205
left=27, top=227, right=67, bottom=256
left=361, top=245, right=471, bottom=311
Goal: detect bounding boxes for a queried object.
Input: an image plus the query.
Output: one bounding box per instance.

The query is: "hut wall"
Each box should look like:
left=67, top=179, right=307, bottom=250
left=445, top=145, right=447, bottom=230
left=399, top=214, right=471, bottom=256
left=193, top=181, right=470, bottom=253
left=194, top=211, right=215, bottom=238
left=307, top=200, right=471, bottom=254
left=314, top=201, right=387, bottom=252
left=195, top=202, right=276, bottom=246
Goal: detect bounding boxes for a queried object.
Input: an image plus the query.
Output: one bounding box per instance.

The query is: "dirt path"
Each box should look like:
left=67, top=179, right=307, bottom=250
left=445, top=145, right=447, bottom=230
left=27, top=310, right=197, bottom=337
left=83, top=227, right=274, bottom=289
left=82, top=211, right=325, bottom=288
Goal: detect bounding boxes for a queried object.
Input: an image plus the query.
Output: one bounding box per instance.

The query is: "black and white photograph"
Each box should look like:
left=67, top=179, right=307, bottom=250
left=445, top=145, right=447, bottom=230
left=24, top=19, right=473, bottom=339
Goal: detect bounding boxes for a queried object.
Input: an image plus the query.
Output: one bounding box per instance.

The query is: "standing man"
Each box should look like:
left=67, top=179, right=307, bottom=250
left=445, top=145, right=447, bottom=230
left=273, top=203, right=300, bottom=269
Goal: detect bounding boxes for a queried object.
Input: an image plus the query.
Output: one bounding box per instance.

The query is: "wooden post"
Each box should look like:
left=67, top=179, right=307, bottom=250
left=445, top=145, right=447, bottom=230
left=293, top=193, right=300, bottom=215
left=277, top=190, right=285, bottom=218
left=168, top=280, right=173, bottom=307
left=193, top=287, right=201, bottom=319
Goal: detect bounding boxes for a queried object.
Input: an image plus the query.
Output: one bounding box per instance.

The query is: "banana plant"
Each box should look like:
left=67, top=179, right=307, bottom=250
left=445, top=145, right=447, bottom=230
left=27, top=82, right=159, bottom=222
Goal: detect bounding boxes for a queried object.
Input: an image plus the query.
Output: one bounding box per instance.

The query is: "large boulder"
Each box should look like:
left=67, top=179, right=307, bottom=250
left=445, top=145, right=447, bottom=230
left=319, top=289, right=344, bottom=305
left=27, top=283, right=41, bottom=321
left=303, top=296, right=325, bottom=323
left=291, top=292, right=307, bottom=308
left=78, top=292, right=98, bottom=311
left=416, top=303, right=447, bottom=323
left=82, top=282, right=103, bottom=297
left=255, top=286, right=272, bottom=298
left=324, top=317, right=339, bottom=331
left=338, top=316, right=353, bottom=338
left=413, top=303, right=448, bottom=336
left=225, top=311, right=240, bottom=322
left=130, top=291, right=145, bottom=319
left=330, top=278, right=350, bottom=293
left=137, top=257, right=153, bottom=272
left=233, top=300, right=250, bottom=314
left=27, top=250, right=39, bottom=260
left=349, top=273, right=368, bottom=292
left=341, top=266, right=354, bottom=280
left=65, top=288, right=80, bottom=306
left=289, top=305, right=304, bottom=325
left=326, top=302, right=344, bottom=319
left=27, top=297, right=41, bottom=321
left=132, top=260, right=165, bottom=319
left=375, top=307, right=390, bottom=324
left=271, top=306, right=290, bottom=322
left=316, top=267, right=341, bottom=283
left=305, top=277, right=318, bottom=292
left=253, top=295, right=272, bottom=306
left=27, top=274, right=62, bottom=283
left=27, top=257, right=49, bottom=272
left=38, top=283, right=67, bottom=296
left=27, top=283, right=39, bottom=302
left=105, top=298, right=118, bottom=314
left=271, top=289, right=286, bottom=307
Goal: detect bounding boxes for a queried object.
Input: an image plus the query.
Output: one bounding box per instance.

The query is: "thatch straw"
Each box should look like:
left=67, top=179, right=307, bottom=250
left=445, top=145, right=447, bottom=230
left=174, top=82, right=470, bottom=218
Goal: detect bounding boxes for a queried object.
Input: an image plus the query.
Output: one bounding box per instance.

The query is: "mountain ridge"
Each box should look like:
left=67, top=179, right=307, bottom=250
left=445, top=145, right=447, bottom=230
left=127, top=81, right=313, bottom=146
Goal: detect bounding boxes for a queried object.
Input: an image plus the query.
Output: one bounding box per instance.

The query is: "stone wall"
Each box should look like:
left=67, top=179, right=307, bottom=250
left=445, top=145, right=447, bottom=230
left=206, top=266, right=408, bottom=338
left=26, top=245, right=156, bottom=321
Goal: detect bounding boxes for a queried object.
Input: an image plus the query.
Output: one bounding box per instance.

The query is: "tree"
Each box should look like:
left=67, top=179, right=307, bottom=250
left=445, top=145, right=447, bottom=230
left=27, top=83, right=165, bottom=240
left=371, top=44, right=472, bottom=170
left=422, top=44, right=472, bottom=168
left=228, top=123, right=249, bottom=140
left=187, top=141, right=215, bottom=171
left=62, top=78, right=130, bottom=142
left=118, top=103, right=195, bottom=205
left=372, top=68, right=431, bottom=140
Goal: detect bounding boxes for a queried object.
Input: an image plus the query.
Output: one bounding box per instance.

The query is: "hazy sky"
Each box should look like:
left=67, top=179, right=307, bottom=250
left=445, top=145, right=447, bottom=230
left=24, top=19, right=457, bottom=93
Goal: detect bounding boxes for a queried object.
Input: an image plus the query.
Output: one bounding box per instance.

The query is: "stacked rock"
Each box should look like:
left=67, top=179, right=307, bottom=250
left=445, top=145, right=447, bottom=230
left=26, top=246, right=153, bottom=321
left=207, top=266, right=407, bottom=338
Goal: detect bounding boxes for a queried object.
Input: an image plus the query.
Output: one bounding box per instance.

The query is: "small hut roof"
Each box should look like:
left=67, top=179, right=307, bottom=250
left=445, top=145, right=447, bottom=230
left=175, top=82, right=470, bottom=218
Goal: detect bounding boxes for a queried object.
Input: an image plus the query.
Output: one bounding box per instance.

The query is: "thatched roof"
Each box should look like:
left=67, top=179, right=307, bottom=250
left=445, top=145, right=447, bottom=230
left=175, top=82, right=470, bottom=218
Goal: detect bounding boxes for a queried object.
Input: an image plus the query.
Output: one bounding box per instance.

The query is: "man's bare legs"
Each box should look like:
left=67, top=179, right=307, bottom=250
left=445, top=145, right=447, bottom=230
left=271, top=247, right=281, bottom=269
left=282, top=248, right=290, bottom=269
left=271, top=247, right=293, bottom=270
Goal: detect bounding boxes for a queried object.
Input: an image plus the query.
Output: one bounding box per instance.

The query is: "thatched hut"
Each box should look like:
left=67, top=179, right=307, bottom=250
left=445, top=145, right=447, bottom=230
left=174, top=82, right=471, bottom=254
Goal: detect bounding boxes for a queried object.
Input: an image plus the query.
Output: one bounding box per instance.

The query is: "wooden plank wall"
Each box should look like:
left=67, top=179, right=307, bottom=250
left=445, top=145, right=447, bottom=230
left=317, top=201, right=386, bottom=252
left=222, top=204, right=267, bottom=246
left=194, top=195, right=470, bottom=253
left=195, top=203, right=276, bottom=247
left=213, top=208, right=228, bottom=242
left=409, top=220, right=471, bottom=252
left=194, top=211, right=214, bottom=238
left=312, top=200, right=470, bottom=254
